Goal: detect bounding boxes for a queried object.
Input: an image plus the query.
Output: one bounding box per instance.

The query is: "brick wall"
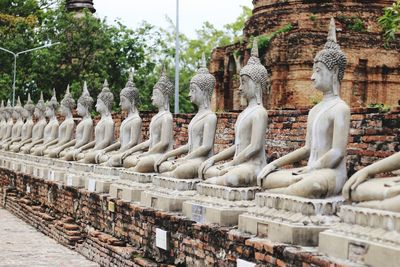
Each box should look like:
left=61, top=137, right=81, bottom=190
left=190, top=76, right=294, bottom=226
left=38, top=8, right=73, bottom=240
left=101, top=107, right=399, bottom=177
left=0, top=169, right=347, bottom=267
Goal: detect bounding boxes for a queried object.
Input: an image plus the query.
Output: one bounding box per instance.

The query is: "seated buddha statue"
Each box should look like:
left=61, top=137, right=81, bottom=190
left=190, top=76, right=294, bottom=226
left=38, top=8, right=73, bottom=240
left=20, top=93, right=47, bottom=153
left=33, top=86, right=76, bottom=156
left=116, top=68, right=174, bottom=172
left=343, top=152, right=400, bottom=212
left=257, top=18, right=350, bottom=199
left=198, top=40, right=269, bottom=187
left=96, top=70, right=142, bottom=165
left=1, top=100, right=13, bottom=142
left=1, top=97, right=24, bottom=150
left=0, top=101, right=6, bottom=140
left=55, top=82, right=94, bottom=160
left=75, top=80, right=115, bottom=163
left=154, top=54, right=217, bottom=179
left=30, top=89, right=60, bottom=155
left=9, top=94, right=35, bottom=151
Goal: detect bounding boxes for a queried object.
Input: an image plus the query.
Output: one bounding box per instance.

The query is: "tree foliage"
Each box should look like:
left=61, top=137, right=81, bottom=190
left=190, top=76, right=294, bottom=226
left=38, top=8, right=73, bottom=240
left=378, top=0, right=400, bottom=43
left=0, top=1, right=250, bottom=113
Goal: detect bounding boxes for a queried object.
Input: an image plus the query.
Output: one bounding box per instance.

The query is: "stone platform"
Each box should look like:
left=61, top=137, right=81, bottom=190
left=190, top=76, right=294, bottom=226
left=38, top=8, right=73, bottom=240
left=182, top=183, right=260, bottom=226
left=141, top=175, right=201, bottom=212
left=319, top=205, right=400, bottom=267
left=109, top=170, right=155, bottom=202
left=238, top=193, right=343, bottom=246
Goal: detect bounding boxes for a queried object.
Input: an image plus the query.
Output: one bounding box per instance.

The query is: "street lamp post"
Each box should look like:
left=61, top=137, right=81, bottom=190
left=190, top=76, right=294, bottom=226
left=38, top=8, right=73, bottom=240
left=174, top=0, right=180, bottom=114
left=0, top=42, right=60, bottom=106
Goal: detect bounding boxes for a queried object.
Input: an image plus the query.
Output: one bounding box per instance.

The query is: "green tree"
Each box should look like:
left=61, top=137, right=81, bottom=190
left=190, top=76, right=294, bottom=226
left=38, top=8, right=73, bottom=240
left=378, top=0, right=400, bottom=43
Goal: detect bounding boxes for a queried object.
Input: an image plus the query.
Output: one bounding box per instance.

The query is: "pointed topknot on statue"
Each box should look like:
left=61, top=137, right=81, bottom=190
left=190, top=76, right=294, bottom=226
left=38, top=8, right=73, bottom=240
left=314, top=18, right=347, bottom=82
left=190, top=52, right=216, bottom=98
left=240, top=38, right=269, bottom=92
left=121, top=68, right=140, bottom=104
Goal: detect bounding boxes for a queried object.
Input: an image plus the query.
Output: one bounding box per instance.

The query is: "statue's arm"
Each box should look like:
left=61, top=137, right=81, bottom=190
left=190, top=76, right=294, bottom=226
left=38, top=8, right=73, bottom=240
left=232, top=111, right=267, bottom=165
left=209, top=145, right=236, bottom=163
left=122, top=119, right=142, bottom=151
left=58, top=139, right=76, bottom=151
left=186, top=114, right=217, bottom=160
left=75, top=123, right=93, bottom=148
left=58, top=124, right=75, bottom=145
left=310, top=104, right=350, bottom=169
left=147, top=115, right=173, bottom=154
left=165, top=144, right=190, bottom=159
left=78, top=140, right=96, bottom=151
left=95, top=122, right=115, bottom=149
left=123, top=140, right=150, bottom=158
left=362, top=152, right=400, bottom=176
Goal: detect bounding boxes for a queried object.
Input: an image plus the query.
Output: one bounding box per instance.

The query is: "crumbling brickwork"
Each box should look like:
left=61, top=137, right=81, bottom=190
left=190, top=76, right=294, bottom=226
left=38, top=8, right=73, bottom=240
left=210, top=0, right=400, bottom=111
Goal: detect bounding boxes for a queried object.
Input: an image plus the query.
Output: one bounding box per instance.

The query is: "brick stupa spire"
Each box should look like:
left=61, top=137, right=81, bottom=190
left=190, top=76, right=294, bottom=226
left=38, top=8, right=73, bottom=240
left=65, top=0, right=96, bottom=13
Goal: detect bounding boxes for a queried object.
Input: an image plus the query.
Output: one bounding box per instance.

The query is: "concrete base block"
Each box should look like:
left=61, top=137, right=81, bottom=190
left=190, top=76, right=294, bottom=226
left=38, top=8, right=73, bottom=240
left=84, top=176, right=115, bottom=193
left=319, top=205, right=400, bottom=266
left=238, top=193, right=343, bottom=246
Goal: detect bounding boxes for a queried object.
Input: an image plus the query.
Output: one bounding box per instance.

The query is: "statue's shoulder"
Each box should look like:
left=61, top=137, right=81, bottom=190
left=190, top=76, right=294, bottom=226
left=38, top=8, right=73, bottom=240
left=333, top=100, right=350, bottom=114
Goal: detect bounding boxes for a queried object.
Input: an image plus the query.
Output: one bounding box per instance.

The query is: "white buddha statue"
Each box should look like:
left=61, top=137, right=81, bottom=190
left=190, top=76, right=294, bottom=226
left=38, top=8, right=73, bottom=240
left=118, top=68, right=174, bottom=172
left=30, top=89, right=60, bottom=155
left=9, top=94, right=35, bottom=151
left=57, top=82, right=94, bottom=160
left=97, top=70, right=142, bottom=165
left=1, top=97, right=24, bottom=150
left=76, top=80, right=115, bottom=163
left=20, top=93, right=47, bottom=153
left=155, top=54, right=217, bottom=179
left=198, top=39, right=269, bottom=187
left=257, top=18, right=351, bottom=199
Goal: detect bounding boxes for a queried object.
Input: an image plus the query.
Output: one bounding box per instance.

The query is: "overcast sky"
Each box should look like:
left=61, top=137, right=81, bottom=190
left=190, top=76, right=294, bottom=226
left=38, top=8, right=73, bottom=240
left=94, top=0, right=253, bottom=38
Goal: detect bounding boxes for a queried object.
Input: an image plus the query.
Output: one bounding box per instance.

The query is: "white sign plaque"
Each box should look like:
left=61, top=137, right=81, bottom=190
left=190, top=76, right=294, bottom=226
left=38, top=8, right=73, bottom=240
left=49, top=170, right=55, bottom=181
left=88, top=178, right=96, bottom=192
left=67, top=175, right=73, bottom=186
left=155, top=228, right=168, bottom=250
left=26, top=185, right=31, bottom=193
left=237, top=259, right=256, bottom=267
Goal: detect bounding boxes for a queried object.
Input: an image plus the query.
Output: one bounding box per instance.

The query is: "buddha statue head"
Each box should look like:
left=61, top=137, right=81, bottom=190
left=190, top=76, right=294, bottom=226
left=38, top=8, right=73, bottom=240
left=12, top=97, right=24, bottom=120
left=4, top=100, right=12, bottom=120
left=23, top=93, right=35, bottom=119
left=120, top=69, right=140, bottom=112
left=60, top=85, right=76, bottom=116
left=312, top=18, right=347, bottom=96
left=34, top=92, right=46, bottom=119
left=96, top=79, right=114, bottom=115
left=45, top=88, right=59, bottom=118
left=189, top=53, right=216, bottom=108
left=152, top=66, right=173, bottom=110
left=77, top=81, right=93, bottom=117
left=0, top=100, right=4, bottom=121
left=239, top=39, right=269, bottom=105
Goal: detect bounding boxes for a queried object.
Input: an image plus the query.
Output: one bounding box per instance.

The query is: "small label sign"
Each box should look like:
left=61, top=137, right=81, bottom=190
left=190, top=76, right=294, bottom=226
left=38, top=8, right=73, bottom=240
left=348, top=242, right=368, bottom=262
left=237, top=259, right=256, bottom=267
left=88, top=179, right=96, bottom=192
left=26, top=185, right=31, bottom=193
left=108, top=201, right=115, bottom=212
left=257, top=222, right=269, bottom=238
left=155, top=228, right=168, bottom=250
left=66, top=175, right=73, bottom=186
left=192, top=204, right=205, bottom=223
left=49, top=170, right=55, bottom=181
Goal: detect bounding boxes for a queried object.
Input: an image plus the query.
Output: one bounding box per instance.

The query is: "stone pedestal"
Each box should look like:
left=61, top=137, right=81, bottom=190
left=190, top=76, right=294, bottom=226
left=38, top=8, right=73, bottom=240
left=319, top=205, right=400, bottom=267
left=238, top=193, right=343, bottom=246
left=83, top=165, right=121, bottom=193
left=182, top=183, right=260, bottom=226
left=109, top=170, right=155, bottom=202
left=141, top=176, right=201, bottom=212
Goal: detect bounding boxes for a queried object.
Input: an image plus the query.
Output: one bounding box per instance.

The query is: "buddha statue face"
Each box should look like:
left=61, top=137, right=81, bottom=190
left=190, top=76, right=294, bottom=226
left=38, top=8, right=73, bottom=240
left=77, top=103, right=87, bottom=117
left=34, top=107, right=42, bottom=119
left=239, top=74, right=258, bottom=101
left=95, top=98, right=107, bottom=114
left=45, top=106, right=55, bottom=118
left=311, top=62, right=338, bottom=94
left=60, top=105, right=70, bottom=116
left=189, top=83, right=204, bottom=106
left=151, top=89, right=164, bottom=109
left=12, top=109, right=19, bottom=120
left=119, top=95, right=131, bottom=112
left=21, top=108, right=29, bottom=119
